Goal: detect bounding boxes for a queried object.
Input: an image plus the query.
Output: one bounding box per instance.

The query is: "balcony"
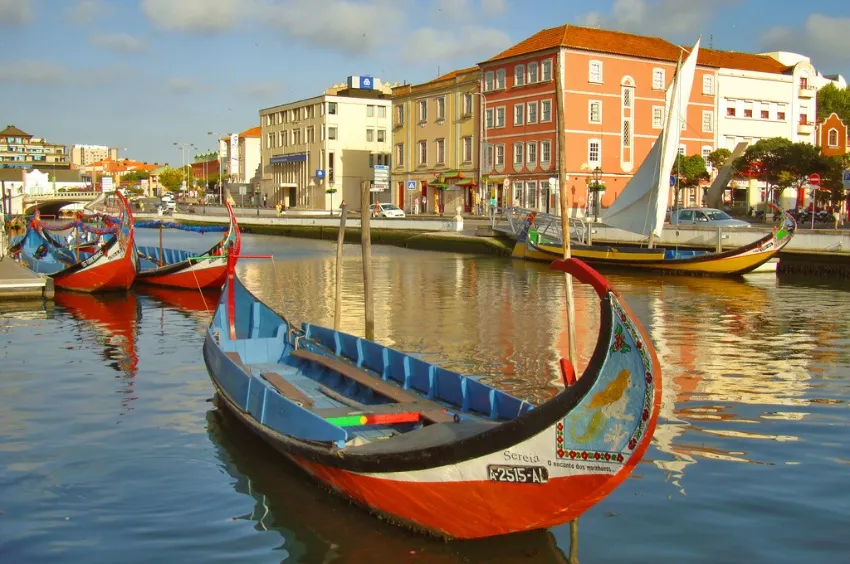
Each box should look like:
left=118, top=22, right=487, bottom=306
left=798, top=85, right=816, bottom=98
left=798, top=121, right=814, bottom=135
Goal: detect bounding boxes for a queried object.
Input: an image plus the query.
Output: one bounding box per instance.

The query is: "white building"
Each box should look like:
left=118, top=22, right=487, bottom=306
left=70, top=144, right=118, bottom=167
left=259, top=76, right=393, bottom=211
left=219, top=126, right=262, bottom=186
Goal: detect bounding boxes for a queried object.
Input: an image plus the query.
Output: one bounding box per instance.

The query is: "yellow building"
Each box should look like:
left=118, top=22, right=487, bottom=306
left=391, top=67, right=482, bottom=215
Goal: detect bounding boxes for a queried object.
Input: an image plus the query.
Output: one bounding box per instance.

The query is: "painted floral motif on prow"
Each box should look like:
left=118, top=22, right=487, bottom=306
left=611, top=325, right=631, bottom=354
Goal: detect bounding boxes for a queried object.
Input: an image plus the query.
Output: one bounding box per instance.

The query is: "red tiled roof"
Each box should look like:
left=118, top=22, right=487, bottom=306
left=696, top=48, right=790, bottom=74
left=392, top=65, right=479, bottom=98
left=431, top=66, right=479, bottom=83
left=239, top=126, right=261, bottom=138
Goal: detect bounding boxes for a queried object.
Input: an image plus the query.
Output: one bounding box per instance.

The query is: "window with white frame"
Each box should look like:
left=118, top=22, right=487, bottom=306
left=418, top=100, right=427, bottom=122
left=328, top=102, right=338, bottom=115
left=435, top=139, right=445, bottom=164
left=496, top=145, right=505, bottom=166
left=526, top=142, right=537, bottom=165
left=378, top=106, right=386, bottom=118
left=652, top=106, right=664, bottom=129
left=266, top=132, right=274, bottom=148
left=377, top=129, right=386, bottom=142
left=589, top=100, right=601, bottom=124
left=588, top=139, right=601, bottom=165
left=486, top=145, right=494, bottom=169
left=702, top=110, right=714, bottom=133
left=622, top=120, right=631, bottom=148
left=828, top=128, right=839, bottom=147
left=527, top=102, right=538, bottom=124
left=463, top=93, right=473, bottom=115
left=541, top=99, right=552, bottom=122
left=541, top=140, right=551, bottom=164
left=496, top=107, right=505, bottom=127
left=395, top=143, right=404, bottom=167
left=703, top=75, right=714, bottom=95
left=496, top=69, right=506, bottom=89
left=652, top=68, right=665, bottom=90
left=515, top=64, right=525, bottom=87
left=366, top=128, right=374, bottom=142
left=514, top=104, right=524, bottom=126
left=678, top=145, right=686, bottom=156
left=462, top=136, right=473, bottom=162
left=513, top=181, right=524, bottom=206
left=623, top=87, right=632, bottom=108
left=541, top=59, right=552, bottom=81
left=513, top=143, right=523, bottom=165
left=436, top=96, right=446, bottom=120
left=589, top=60, right=602, bottom=83
left=485, top=108, right=494, bottom=129
left=526, top=181, right=538, bottom=208
left=367, top=105, right=375, bottom=117
left=702, top=146, right=712, bottom=166
left=528, top=62, right=539, bottom=83
left=418, top=140, right=427, bottom=165
left=484, top=71, right=494, bottom=91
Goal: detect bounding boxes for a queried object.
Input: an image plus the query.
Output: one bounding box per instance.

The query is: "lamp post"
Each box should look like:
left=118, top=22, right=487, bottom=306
left=173, top=142, right=194, bottom=197
left=591, top=166, right=602, bottom=222
left=208, top=132, right=227, bottom=205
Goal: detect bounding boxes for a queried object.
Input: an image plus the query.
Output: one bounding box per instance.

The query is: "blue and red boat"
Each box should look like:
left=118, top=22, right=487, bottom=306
left=203, top=253, right=662, bottom=539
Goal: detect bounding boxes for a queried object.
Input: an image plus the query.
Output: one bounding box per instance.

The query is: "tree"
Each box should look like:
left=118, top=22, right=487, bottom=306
left=122, top=171, right=150, bottom=183
left=735, top=137, right=831, bottom=205
left=158, top=167, right=183, bottom=192
left=816, top=82, right=850, bottom=123
left=707, top=148, right=732, bottom=171
left=671, top=154, right=709, bottom=205
left=822, top=154, right=850, bottom=206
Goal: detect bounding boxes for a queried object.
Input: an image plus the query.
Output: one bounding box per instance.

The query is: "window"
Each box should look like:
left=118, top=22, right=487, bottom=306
left=652, top=106, right=664, bottom=129
left=727, top=106, right=736, bottom=117
left=418, top=140, right=427, bottom=165
left=541, top=100, right=552, bottom=122
left=702, top=110, right=714, bottom=132
left=496, top=107, right=505, bottom=127
left=527, top=102, right=538, bottom=124
left=589, top=100, right=601, bottom=124
left=378, top=106, right=386, bottom=118
left=515, top=64, right=525, bottom=87
left=589, top=60, right=602, bottom=83
left=588, top=139, right=600, bottom=164
left=761, top=108, right=770, bottom=119
left=328, top=127, right=337, bottom=140
left=495, top=145, right=505, bottom=166
left=528, top=62, right=539, bottom=83
left=828, top=129, right=839, bottom=147
left=623, top=120, right=631, bottom=147
left=463, top=93, right=473, bottom=115
left=366, top=128, right=374, bottom=142
left=541, top=140, right=551, bottom=164
left=652, top=68, right=665, bottom=90
left=377, top=129, right=386, bottom=142
left=436, top=97, right=446, bottom=120
left=702, top=75, right=714, bottom=95
left=800, top=113, right=809, bottom=125
left=777, top=105, right=786, bottom=120
left=418, top=100, right=427, bottom=122
left=267, top=132, right=274, bottom=149
left=541, top=59, right=552, bottom=81
left=395, top=104, right=405, bottom=124
left=435, top=139, right=445, bottom=164
left=293, top=128, right=301, bottom=144
left=514, top=143, right=523, bottom=165
left=514, top=104, right=524, bottom=125
left=800, top=76, right=808, bottom=89
left=395, top=143, right=404, bottom=167
left=485, top=108, right=494, bottom=129
left=307, top=126, right=315, bottom=143
left=496, top=69, right=506, bottom=89
left=744, top=102, right=753, bottom=118
left=678, top=145, right=686, bottom=156
left=462, top=137, right=473, bottom=162
left=526, top=142, right=537, bottom=165
left=702, top=146, right=712, bottom=166
left=484, top=70, right=494, bottom=91
left=623, top=88, right=631, bottom=108
left=367, top=105, right=375, bottom=117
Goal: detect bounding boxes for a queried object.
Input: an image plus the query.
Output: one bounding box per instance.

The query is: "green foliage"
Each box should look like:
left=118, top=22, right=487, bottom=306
left=734, top=137, right=831, bottom=202
left=121, top=171, right=150, bottom=183
left=816, top=83, right=850, bottom=123
left=822, top=155, right=850, bottom=205
left=157, top=167, right=184, bottom=192
left=707, top=148, right=732, bottom=170
left=672, top=154, right=709, bottom=188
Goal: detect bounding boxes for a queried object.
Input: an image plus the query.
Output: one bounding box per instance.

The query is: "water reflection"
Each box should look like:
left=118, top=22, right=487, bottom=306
left=207, top=404, right=571, bottom=563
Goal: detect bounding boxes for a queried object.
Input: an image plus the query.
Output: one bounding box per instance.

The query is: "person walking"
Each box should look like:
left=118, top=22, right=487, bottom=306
left=421, top=194, right=427, bottom=214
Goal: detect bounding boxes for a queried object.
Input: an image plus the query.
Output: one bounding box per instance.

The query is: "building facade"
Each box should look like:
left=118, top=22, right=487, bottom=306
left=0, top=125, right=69, bottom=171
left=478, top=26, right=715, bottom=214
left=391, top=67, right=480, bottom=215
left=219, top=126, right=262, bottom=186
left=816, top=112, right=848, bottom=157
left=259, top=76, right=393, bottom=211
left=70, top=145, right=119, bottom=168
left=191, top=151, right=221, bottom=187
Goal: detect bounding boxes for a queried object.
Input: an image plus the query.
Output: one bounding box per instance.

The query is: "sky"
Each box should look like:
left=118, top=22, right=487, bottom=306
left=2, top=0, right=849, bottom=166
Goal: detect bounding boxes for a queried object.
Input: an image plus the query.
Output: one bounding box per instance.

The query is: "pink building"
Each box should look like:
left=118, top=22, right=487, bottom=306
left=479, top=25, right=715, bottom=213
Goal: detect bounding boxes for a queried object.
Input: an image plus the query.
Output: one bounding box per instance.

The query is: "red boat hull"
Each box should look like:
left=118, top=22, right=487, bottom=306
left=53, top=249, right=137, bottom=292
left=136, top=262, right=228, bottom=290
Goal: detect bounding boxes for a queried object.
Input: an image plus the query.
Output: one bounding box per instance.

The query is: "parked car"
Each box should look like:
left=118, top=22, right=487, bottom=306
left=369, top=202, right=405, bottom=218
left=160, top=194, right=176, bottom=210
left=669, top=207, right=750, bottom=227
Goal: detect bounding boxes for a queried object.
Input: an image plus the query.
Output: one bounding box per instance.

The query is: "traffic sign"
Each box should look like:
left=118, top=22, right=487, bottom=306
left=407, top=180, right=417, bottom=191
left=315, top=169, right=325, bottom=179
left=670, top=175, right=676, bottom=187
left=843, top=169, right=850, bottom=189
left=809, top=173, right=820, bottom=186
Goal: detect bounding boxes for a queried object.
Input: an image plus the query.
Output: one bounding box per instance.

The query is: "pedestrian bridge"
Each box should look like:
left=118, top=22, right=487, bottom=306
left=22, top=191, right=100, bottom=215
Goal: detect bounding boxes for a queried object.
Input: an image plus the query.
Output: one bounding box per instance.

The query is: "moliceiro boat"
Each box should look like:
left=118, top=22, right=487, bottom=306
left=203, top=255, right=662, bottom=539
left=135, top=202, right=241, bottom=290
left=9, top=192, right=137, bottom=292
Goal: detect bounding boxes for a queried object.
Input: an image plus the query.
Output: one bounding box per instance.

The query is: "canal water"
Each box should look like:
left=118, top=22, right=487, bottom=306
left=1, top=231, right=848, bottom=563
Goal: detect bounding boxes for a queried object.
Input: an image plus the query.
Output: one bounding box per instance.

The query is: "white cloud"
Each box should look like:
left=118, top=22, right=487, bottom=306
left=0, top=60, right=69, bottom=85
left=481, top=0, right=508, bottom=17
left=577, top=0, right=738, bottom=39
left=758, top=14, right=850, bottom=72
left=403, top=25, right=512, bottom=63
left=141, top=0, right=250, bottom=34
left=166, top=77, right=196, bottom=93
left=0, top=0, right=33, bottom=26
left=90, top=33, right=146, bottom=52
left=72, top=0, right=106, bottom=25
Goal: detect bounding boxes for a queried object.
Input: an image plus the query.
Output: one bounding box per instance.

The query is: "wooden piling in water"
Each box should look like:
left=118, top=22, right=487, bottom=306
left=334, top=202, right=348, bottom=331
left=360, top=182, right=375, bottom=340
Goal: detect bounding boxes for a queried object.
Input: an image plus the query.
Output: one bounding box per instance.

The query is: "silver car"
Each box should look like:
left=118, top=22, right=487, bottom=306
left=670, top=208, right=750, bottom=227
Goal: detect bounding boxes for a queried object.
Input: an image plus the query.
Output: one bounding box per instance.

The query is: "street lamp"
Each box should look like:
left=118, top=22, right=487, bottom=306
left=208, top=132, right=227, bottom=205
left=591, top=166, right=603, bottom=222
left=173, top=142, right=194, bottom=195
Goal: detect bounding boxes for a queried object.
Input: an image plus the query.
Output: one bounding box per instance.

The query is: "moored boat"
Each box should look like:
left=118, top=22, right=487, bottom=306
left=135, top=202, right=241, bottom=290
left=9, top=192, right=137, bottom=292
left=203, top=254, right=662, bottom=539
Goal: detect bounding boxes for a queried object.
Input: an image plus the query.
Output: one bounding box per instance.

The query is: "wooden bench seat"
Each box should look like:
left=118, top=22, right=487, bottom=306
left=290, top=348, right=454, bottom=424
left=260, top=372, right=314, bottom=407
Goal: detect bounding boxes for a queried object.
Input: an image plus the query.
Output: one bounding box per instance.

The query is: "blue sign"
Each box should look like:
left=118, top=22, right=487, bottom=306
left=407, top=180, right=417, bottom=191
left=843, top=169, right=850, bottom=189
left=374, top=164, right=389, bottom=171
left=670, top=175, right=676, bottom=187
left=270, top=153, right=307, bottom=164
left=315, top=169, right=325, bottom=179
left=361, top=76, right=374, bottom=90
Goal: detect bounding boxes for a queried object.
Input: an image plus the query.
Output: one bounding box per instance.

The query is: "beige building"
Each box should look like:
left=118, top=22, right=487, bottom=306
left=0, top=124, right=69, bottom=171
left=391, top=67, right=481, bottom=215
left=70, top=144, right=118, bottom=168
left=259, top=76, right=393, bottom=211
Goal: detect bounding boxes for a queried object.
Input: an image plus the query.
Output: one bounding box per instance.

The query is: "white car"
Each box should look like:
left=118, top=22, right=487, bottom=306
left=160, top=194, right=176, bottom=210
left=369, top=202, right=405, bottom=218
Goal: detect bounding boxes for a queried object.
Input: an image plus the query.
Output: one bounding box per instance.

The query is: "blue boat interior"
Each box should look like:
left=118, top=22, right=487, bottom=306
left=136, top=245, right=198, bottom=271
left=211, top=279, right=536, bottom=448
left=17, top=228, right=112, bottom=275
left=663, top=249, right=708, bottom=260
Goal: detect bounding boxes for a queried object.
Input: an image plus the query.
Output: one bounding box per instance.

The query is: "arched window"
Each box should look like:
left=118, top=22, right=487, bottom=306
left=828, top=128, right=839, bottom=147
left=621, top=77, right=635, bottom=171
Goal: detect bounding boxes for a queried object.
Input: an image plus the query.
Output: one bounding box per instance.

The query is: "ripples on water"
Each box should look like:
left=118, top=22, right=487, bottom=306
left=0, top=231, right=848, bottom=563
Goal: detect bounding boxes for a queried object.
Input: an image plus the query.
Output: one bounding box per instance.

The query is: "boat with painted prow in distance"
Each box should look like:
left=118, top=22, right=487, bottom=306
left=135, top=201, right=241, bottom=290
left=203, top=254, right=662, bottom=539
left=9, top=192, right=137, bottom=292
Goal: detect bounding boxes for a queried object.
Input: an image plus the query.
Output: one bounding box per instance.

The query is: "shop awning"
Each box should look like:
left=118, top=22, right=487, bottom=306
left=455, top=178, right=476, bottom=187
left=430, top=182, right=449, bottom=189
left=442, top=170, right=464, bottom=179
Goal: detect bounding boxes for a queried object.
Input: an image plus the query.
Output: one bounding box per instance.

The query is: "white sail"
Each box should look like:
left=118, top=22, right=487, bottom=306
left=602, top=38, right=701, bottom=239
